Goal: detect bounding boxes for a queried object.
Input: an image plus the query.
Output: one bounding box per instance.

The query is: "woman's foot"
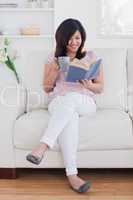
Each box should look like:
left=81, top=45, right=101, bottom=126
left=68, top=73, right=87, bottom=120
left=30, top=143, right=49, bottom=158
left=67, top=175, right=91, bottom=193
left=26, top=143, right=49, bottom=165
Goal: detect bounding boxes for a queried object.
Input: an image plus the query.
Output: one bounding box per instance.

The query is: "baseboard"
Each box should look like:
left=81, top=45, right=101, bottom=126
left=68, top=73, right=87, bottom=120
left=0, top=168, right=17, bottom=179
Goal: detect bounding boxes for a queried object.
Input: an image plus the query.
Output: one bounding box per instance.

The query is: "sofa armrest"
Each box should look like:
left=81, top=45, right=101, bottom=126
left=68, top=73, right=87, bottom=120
left=128, top=89, right=133, bottom=119
left=127, top=49, right=133, bottom=118
left=0, top=83, right=26, bottom=167
left=26, top=86, right=49, bottom=112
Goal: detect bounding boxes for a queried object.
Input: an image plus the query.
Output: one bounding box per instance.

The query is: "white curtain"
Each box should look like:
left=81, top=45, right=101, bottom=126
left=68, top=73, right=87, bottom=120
left=100, top=0, right=133, bottom=36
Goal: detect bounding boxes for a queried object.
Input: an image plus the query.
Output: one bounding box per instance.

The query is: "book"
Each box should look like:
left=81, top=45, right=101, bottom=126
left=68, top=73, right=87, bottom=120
left=65, top=58, right=102, bottom=82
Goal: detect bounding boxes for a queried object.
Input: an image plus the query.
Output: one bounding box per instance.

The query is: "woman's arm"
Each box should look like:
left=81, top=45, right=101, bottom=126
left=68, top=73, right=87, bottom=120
left=79, top=64, right=104, bottom=94
left=43, top=60, right=60, bottom=93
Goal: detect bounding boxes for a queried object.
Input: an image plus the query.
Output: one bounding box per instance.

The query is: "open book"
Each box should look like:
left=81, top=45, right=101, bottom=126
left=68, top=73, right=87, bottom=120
left=66, top=58, right=102, bottom=82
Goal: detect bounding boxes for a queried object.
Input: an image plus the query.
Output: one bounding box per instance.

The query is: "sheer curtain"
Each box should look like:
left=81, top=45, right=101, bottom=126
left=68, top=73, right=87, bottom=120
left=100, top=0, right=133, bottom=36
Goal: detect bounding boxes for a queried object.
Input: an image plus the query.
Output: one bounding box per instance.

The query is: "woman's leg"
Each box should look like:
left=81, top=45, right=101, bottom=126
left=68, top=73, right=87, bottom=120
left=27, top=93, right=96, bottom=159
left=57, top=111, right=88, bottom=190
left=27, top=95, right=76, bottom=158
left=57, top=111, right=79, bottom=176
left=57, top=93, right=96, bottom=191
left=40, top=95, right=76, bottom=148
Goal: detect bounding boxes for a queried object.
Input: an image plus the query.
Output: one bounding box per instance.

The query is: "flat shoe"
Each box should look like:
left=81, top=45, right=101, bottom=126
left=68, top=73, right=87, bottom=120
left=26, top=154, right=43, bottom=165
left=71, top=181, right=91, bottom=193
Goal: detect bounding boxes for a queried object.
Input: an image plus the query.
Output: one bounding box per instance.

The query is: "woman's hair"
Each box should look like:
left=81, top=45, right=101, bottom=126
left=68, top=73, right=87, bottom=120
left=55, top=18, right=86, bottom=59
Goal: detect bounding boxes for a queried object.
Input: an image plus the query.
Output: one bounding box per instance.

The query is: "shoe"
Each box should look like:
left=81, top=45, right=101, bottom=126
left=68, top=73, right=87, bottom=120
left=26, top=154, right=43, bottom=165
left=71, top=181, right=91, bottom=193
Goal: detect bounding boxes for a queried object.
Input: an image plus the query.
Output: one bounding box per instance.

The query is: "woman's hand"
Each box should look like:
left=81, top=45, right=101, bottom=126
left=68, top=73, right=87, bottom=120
left=79, top=79, right=93, bottom=90
left=79, top=63, right=104, bottom=93
left=79, top=79, right=103, bottom=93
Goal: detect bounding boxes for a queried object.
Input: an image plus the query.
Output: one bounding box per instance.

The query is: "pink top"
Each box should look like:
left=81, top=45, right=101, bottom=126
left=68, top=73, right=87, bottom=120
left=45, top=51, right=98, bottom=104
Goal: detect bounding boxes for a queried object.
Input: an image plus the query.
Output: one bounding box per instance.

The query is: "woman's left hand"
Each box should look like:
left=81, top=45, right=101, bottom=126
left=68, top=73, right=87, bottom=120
left=79, top=79, right=93, bottom=90
left=79, top=78, right=103, bottom=93
left=79, top=64, right=104, bottom=93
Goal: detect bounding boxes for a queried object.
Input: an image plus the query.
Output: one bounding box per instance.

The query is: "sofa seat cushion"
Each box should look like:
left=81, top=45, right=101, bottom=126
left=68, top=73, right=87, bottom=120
left=13, top=108, right=133, bottom=151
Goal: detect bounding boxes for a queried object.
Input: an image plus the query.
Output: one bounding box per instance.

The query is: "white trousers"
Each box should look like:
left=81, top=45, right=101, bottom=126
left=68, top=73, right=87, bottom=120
left=40, top=92, right=96, bottom=176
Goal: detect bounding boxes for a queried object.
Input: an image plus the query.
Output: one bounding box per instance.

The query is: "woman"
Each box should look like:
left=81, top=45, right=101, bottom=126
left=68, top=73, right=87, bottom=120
left=26, top=18, right=104, bottom=193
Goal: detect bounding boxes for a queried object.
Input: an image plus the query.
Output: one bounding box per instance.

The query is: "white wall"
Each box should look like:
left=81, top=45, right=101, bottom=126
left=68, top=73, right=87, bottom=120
left=55, top=0, right=133, bottom=48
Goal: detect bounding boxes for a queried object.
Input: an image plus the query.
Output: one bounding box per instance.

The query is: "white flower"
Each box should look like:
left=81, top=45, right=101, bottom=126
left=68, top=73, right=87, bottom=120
left=4, top=37, right=10, bottom=47
left=8, top=48, right=18, bottom=61
left=0, top=48, right=8, bottom=63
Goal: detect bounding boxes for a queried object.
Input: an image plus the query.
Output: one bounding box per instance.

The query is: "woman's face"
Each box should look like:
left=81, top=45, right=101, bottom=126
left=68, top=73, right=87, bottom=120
left=67, top=30, right=82, bottom=54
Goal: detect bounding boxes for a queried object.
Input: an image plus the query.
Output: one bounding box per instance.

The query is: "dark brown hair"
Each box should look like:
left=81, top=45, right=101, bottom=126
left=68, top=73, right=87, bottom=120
left=55, top=18, right=86, bottom=59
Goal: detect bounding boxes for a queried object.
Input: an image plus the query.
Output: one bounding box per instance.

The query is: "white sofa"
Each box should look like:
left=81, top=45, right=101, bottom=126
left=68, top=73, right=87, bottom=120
left=0, top=48, right=133, bottom=178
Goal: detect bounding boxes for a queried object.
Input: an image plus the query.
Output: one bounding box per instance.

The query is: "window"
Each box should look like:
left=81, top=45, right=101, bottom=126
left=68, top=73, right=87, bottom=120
left=99, top=0, right=133, bottom=37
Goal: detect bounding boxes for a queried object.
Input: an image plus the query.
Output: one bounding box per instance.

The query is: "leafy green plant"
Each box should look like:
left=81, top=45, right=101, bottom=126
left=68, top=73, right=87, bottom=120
left=0, top=37, right=20, bottom=83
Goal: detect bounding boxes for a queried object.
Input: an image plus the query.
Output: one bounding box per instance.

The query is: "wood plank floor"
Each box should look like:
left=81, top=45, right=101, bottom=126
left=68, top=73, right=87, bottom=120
left=0, top=169, right=133, bottom=200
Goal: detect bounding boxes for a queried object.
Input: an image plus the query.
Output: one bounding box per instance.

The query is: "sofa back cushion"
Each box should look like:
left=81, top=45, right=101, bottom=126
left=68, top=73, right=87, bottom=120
left=17, top=48, right=127, bottom=111
left=93, top=48, right=127, bottom=110
left=17, top=49, right=50, bottom=111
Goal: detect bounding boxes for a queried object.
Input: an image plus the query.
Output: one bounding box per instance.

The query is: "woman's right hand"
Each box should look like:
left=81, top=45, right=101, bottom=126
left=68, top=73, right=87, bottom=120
left=43, top=60, right=60, bottom=93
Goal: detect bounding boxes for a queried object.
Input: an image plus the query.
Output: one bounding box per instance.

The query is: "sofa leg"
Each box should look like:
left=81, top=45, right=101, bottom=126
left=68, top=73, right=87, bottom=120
left=0, top=168, right=17, bottom=179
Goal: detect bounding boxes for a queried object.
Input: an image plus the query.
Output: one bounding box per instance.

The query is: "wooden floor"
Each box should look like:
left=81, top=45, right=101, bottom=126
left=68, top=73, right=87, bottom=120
left=0, top=169, right=133, bottom=200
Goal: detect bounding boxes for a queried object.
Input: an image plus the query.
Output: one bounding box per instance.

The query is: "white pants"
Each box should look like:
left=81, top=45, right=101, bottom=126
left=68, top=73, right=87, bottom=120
left=40, top=92, right=96, bottom=176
